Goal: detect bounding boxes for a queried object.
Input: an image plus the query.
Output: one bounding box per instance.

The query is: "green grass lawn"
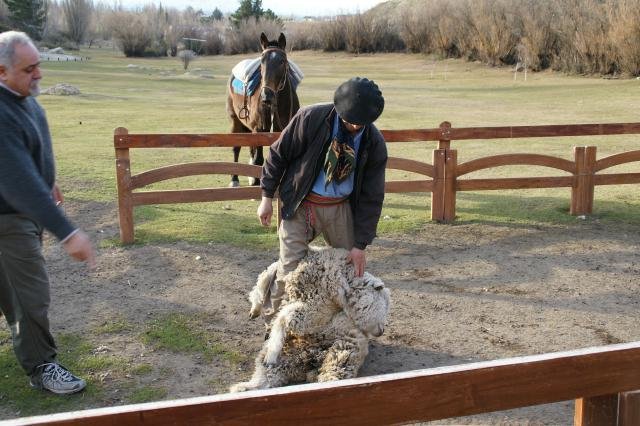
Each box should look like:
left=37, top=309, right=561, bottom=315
left=38, top=48, right=640, bottom=247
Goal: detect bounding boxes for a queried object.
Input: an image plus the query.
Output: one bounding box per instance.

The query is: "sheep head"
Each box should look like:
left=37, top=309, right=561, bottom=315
left=344, top=272, right=391, bottom=338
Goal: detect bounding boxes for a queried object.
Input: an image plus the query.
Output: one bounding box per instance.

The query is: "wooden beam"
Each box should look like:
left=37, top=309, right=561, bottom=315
left=384, top=180, right=432, bottom=193
left=574, top=394, right=619, bottom=426
left=130, top=162, right=261, bottom=190
left=619, top=390, right=640, bottom=426
left=456, top=154, right=576, bottom=176
left=594, top=150, right=640, bottom=172
left=446, top=122, right=640, bottom=141
left=571, top=147, right=586, bottom=215
left=443, top=149, right=457, bottom=222
left=14, top=342, right=640, bottom=426
left=594, top=173, right=640, bottom=186
left=431, top=149, right=446, bottom=221
left=132, top=187, right=263, bottom=206
left=114, top=128, right=134, bottom=244
left=456, top=176, right=574, bottom=191
left=114, top=133, right=281, bottom=149
left=386, top=157, right=434, bottom=177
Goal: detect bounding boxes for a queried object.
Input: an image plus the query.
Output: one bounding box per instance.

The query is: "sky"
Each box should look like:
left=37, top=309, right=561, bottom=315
left=124, top=0, right=387, bottom=17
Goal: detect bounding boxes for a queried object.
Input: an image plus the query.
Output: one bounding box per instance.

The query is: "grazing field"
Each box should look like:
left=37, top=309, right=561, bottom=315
left=1, top=48, right=639, bottom=424
left=37, top=47, right=640, bottom=244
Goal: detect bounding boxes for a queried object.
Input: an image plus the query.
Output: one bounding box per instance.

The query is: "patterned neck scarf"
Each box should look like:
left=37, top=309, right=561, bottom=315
left=323, top=119, right=356, bottom=187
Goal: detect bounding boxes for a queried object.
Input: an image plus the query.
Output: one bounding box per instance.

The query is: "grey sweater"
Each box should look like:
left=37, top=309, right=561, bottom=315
left=0, top=86, right=75, bottom=241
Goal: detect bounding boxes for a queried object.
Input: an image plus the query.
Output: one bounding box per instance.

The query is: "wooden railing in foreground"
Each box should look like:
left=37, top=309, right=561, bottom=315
left=114, top=122, right=640, bottom=244
left=12, top=342, right=640, bottom=426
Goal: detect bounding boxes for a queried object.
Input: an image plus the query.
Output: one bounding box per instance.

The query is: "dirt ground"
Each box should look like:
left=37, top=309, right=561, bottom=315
left=3, top=199, right=640, bottom=425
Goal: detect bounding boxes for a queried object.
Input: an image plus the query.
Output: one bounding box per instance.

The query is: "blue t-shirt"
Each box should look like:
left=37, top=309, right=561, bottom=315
left=311, top=114, right=364, bottom=198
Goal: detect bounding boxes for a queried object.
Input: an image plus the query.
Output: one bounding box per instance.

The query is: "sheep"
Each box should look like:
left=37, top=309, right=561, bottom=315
left=263, top=247, right=389, bottom=365
left=230, top=268, right=390, bottom=392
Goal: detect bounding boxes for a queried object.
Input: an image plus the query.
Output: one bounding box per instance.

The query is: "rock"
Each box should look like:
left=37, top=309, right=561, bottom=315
left=43, top=83, right=80, bottom=96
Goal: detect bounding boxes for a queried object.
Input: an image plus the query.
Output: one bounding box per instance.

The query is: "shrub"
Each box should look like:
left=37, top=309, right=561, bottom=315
left=109, top=12, right=152, bottom=57
left=608, top=0, right=640, bottom=76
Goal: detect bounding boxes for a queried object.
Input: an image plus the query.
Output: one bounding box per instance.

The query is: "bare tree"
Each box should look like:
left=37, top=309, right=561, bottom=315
left=62, top=0, right=92, bottom=47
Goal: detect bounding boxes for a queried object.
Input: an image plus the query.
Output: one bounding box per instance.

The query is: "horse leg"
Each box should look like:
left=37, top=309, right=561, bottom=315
left=230, top=146, right=241, bottom=187
left=228, top=111, right=246, bottom=188
left=248, top=146, right=264, bottom=186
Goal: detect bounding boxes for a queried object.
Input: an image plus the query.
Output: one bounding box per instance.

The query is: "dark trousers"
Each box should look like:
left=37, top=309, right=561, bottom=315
left=0, top=214, right=56, bottom=376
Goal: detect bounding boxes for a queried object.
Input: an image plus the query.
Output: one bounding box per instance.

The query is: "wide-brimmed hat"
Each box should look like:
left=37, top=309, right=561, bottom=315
left=333, top=77, right=384, bottom=125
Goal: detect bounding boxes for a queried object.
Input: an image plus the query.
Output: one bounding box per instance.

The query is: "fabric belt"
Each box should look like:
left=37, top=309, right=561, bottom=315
left=303, top=192, right=348, bottom=206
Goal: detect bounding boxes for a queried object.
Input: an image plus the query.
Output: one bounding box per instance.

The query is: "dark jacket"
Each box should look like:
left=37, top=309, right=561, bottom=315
left=261, top=103, right=387, bottom=249
left=0, top=86, right=75, bottom=240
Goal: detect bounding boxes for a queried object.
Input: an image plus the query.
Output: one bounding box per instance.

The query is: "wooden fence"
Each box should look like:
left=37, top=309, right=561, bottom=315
left=12, top=341, right=640, bottom=425
left=114, top=121, right=640, bottom=244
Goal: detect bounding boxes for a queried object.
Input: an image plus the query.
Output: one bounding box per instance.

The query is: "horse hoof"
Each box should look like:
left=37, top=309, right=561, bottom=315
left=229, top=181, right=240, bottom=188
left=247, top=177, right=260, bottom=186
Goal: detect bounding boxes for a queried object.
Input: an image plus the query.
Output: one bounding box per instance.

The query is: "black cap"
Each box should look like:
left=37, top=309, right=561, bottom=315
left=333, top=77, right=384, bottom=125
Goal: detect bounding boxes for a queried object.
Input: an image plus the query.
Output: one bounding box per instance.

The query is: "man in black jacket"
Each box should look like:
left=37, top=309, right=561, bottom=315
left=258, top=77, right=386, bottom=320
left=0, top=31, right=96, bottom=394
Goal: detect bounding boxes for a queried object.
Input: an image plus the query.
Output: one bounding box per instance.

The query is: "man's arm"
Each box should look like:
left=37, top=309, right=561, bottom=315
left=347, top=247, right=366, bottom=277
left=0, top=124, right=96, bottom=269
left=352, top=131, right=388, bottom=254
left=260, top=108, right=306, bottom=199
left=0, top=124, right=75, bottom=241
left=63, top=230, right=96, bottom=269
left=257, top=196, right=273, bottom=226
left=258, top=108, right=307, bottom=226
left=54, top=185, right=96, bottom=269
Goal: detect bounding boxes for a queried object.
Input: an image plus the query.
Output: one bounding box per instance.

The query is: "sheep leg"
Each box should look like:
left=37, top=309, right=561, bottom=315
left=232, top=347, right=312, bottom=392
left=264, top=300, right=334, bottom=365
left=249, top=261, right=279, bottom=319
left=264, top=301, right=303, bottom=365
left=317, top=337, right=369, bottom=382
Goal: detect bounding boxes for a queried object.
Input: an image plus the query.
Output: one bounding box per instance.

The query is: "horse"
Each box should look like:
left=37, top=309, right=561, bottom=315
left=226, top=32, right=301, bottom=187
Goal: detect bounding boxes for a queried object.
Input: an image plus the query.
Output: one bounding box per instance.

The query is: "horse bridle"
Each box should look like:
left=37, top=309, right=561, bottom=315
left=239, top=47, right=294, bottom=130
left=260, top=47, right=289, bottom=94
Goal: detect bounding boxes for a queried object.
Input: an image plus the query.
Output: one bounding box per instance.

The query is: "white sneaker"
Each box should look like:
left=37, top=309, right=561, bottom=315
left=30, top=363, right=86, bottom=395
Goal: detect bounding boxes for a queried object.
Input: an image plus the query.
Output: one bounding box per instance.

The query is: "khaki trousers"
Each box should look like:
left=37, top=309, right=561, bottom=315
left=0, top=215, right=57, bottom=376
left=263, top=201, right=354, bottom=323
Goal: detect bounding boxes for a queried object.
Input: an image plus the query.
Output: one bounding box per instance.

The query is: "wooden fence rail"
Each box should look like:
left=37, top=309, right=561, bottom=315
left=11, top=341, right=640, bottom=426
left=114, top=122, right=640, bottom=244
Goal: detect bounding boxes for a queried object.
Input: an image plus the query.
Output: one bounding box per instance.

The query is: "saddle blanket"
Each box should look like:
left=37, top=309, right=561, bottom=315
left=231, top=57, right=304, bottom=96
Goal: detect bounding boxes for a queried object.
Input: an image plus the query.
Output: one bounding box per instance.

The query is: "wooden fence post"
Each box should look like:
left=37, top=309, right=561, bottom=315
left=438, top=121, right=451, bottom=150
left=583, top=146, right=597, bottom=214
left=443, top=149, right=457, bottom=222
left=571, top=147, right=585, bottom=215
left=574, top=394, right=619, bottom=426
left=571, top=146, right=597, bottom=216
left=619, top=390, right=640, bottom=426
left=432, top=121, right=452, bottom=222
left=432, top=149, right=446, bottom=221
left=114, top=127, right=134, bottom=244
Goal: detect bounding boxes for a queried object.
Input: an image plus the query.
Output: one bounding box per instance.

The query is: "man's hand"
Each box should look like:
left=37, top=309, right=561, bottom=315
left=52, top=183, right=64, bottom=206
left=63, top=230, right=96, bottom=270
left=347, top=247, right=366, bottom=277
left=257, top=196, right=273, bottom=226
